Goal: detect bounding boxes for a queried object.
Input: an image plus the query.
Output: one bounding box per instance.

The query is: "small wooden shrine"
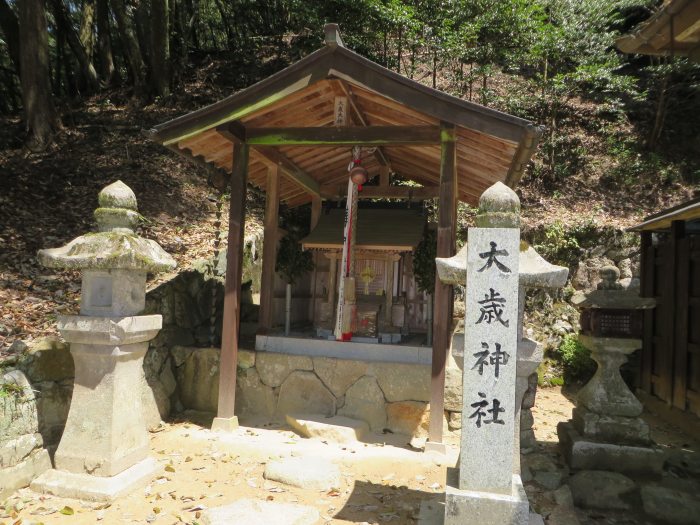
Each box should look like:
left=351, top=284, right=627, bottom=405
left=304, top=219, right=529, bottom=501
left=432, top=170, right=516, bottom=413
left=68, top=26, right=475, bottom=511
left=301, top=206, right=428, bottom=340
left=149, top=24, right=541, bottom=444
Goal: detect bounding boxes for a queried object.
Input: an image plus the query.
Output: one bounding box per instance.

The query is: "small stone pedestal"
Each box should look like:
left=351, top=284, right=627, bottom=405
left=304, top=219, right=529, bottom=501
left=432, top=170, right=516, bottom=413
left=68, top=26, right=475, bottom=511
left=446, top=470, right=529, bottom=524
left=31, top=181, right=176, bottom=501
left=558, top=268, right=663, bottom=481
left=557, top=336, right=664, bottom=474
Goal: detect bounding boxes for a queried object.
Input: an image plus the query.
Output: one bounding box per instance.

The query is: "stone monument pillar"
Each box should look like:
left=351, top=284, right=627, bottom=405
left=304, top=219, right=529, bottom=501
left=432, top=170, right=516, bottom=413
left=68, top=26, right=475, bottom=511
left=440, top=182, right=529, bottom=525
left=31, top=181, right=176, bottom=501
left=436, top=210, right=568, bottom=478
left=558, top=267, right=662, bottom=476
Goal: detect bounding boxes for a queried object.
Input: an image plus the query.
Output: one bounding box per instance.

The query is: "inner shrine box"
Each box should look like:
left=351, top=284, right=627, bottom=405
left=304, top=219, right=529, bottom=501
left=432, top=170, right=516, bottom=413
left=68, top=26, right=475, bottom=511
left=301, top=206, right=430, bottom=341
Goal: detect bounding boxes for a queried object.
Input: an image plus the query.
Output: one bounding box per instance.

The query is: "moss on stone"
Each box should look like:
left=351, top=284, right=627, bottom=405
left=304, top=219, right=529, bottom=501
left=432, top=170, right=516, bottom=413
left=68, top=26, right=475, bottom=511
left=97, top=180, right=138, bottom=210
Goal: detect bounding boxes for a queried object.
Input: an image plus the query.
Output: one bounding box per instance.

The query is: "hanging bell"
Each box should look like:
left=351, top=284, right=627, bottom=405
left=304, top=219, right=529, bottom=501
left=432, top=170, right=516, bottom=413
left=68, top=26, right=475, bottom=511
left=349, top=164, right=368, bottom=186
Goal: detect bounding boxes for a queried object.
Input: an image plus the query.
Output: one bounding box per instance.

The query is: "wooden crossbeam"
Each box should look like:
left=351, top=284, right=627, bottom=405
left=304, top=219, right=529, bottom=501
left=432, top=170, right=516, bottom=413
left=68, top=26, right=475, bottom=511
left=254, top=146, right=320, bottom=196
left=215, top=122, right=321, bottom=197
left=320, top=184, right=438, bottom=200
left=245, top=126, right=441, bottom=146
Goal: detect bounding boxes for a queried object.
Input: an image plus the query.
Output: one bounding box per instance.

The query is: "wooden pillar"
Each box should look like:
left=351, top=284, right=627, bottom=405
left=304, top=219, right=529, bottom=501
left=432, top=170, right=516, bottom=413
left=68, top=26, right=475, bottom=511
left=215, top=142, right=249, bottom=422
left=379, top=165, right=390, bottom=187
left=310, top=195, right=322, bottom=230
left=640, top=230, right=654, bottom=394
left=672, top=220, right=688, bottom=410
left=258, top=165, right=280, bottom=332
left=309, top=196, right=322, bottom=322
left=327, top=252, right=338, bottom=312
left=428, top=123, right=457, bottom=445
left=661, top=221, right=681, bottom=405
left=385, top=256, right=394, bottom=326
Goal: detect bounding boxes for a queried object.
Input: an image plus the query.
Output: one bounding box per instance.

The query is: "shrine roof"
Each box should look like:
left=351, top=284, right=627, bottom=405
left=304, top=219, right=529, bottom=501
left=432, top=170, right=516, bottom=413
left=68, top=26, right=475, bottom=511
left=148, top=24, right=541, bottom=208
left=628, top=196, right=700, bottom=232
left=616, top=0, right=700, bottom=60
left=301, top=208, right=425, bottom=252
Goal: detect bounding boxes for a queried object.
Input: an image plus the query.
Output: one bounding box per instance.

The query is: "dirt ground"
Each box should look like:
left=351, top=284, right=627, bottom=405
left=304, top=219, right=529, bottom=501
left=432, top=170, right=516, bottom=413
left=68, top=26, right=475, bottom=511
left=2, top=386, right=698, bottom=525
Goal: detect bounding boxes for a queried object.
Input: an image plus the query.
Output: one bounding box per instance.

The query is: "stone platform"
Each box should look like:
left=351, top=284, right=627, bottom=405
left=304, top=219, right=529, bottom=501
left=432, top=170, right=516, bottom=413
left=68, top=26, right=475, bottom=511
left=558, top=422, right=664, bottom=475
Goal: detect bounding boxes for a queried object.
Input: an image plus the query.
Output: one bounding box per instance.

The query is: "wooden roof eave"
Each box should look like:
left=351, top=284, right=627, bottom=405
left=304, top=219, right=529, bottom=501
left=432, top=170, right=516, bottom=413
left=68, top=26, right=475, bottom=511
left=148, top=45, right=336, bottom=146
left=616, top=0, right=700, bottom=58
left=327, top=45, right=533, bottom=144
left=628, top=197, right=700, bottom=232
left=149, top=40, right=536, bottom=152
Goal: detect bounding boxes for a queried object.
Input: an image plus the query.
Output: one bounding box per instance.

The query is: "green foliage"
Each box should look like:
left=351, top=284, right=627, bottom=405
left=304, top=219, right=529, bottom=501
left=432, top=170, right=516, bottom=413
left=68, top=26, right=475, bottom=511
left=0, top=381, right=24, bottom=400
left=275, top=232, right=314, bottom=285
left=529, top=219, right=627, bottom=270
left=558, top=333, right=597, bottom=383
left=537, top=359, right=565, bottom=387
left=412, top=227, right=437, bottom=294
left=603, top=133, right=699, bottom=187
left=532, top=220, right=582, bottom=269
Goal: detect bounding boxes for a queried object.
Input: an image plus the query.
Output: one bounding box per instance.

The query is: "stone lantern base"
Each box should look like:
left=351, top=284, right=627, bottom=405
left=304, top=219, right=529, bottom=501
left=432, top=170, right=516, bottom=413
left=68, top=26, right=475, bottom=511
left=557, top=422, right=665, bottom=475
left=31, top=315, right=163, bottom=501
left=30, top=456, right=160, bottom=502
left=558, top=335, right=665, bottom=477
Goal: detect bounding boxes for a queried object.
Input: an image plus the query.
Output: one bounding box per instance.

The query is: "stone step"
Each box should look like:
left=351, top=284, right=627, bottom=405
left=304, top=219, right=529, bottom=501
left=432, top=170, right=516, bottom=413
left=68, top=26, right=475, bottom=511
left=665, top=450, right=700, bottom=481
left=201, top=499, right=320, bottom=525
left=286, top=413, right=369, bottom=443
left=263, top=456, right=341, bottom=491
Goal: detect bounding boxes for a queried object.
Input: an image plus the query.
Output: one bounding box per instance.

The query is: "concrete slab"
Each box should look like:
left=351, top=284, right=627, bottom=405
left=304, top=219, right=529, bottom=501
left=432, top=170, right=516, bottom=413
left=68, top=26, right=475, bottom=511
left=201, top=498, right=320, bottom=525
left=256, top=334, right=431, bottom=365
left=30, top=456, right=160, bottom=502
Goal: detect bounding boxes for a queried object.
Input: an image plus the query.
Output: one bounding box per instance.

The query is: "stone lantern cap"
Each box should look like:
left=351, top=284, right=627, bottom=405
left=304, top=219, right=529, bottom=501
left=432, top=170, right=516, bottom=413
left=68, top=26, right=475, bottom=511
left=37, top=181, right=176, bottom=273
left=571, top=266, right=655, bottom=310
left=436, top=242, right=568, bottom=289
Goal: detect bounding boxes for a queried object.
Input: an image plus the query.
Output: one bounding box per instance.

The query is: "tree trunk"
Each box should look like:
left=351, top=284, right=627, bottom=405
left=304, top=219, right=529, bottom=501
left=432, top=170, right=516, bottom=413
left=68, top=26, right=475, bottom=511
left=18, top=0, right=61, bottom=150
left=0, top=0, right=21, bottom=75
left=647, top=60, right=669, bottom=152
left=213, top=0, right=232, bottom=48
left=397, top=25, right=402, bottom=74
left=96, top=0, right=116, bottom=85
left=134, top=0, right=151, bottom=67
left=111, top=0, right=147, bottom=99
left=79, top=0, right=96, bottom=61
left=184, top=0, right=198, bottom=49
left=285, top=282, right=291, bottom=335
left=50, top=0, right=100, bottom=92
left=432, top=47, right=437, bottom=88
left=149, top=0, right=169, bottom=97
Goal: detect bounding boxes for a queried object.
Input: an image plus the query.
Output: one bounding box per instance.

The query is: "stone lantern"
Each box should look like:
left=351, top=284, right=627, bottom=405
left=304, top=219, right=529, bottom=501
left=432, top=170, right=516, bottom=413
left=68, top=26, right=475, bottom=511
left=31, top=181, right=176, bottom=501
left=558, top=266, right=662, bottom=474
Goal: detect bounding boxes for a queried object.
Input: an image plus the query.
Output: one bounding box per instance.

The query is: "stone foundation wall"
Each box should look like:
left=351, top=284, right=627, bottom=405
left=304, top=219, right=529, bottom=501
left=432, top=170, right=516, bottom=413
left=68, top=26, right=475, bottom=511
left=0, top=337, right=73, bottom=498
left=169, top=346, right=444, bottom=438
left=165, top=345, right=535, bottom=442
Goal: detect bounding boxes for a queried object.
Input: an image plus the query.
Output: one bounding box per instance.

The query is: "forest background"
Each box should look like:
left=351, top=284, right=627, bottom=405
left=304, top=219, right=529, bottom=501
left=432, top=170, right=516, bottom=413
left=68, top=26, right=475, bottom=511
left=0, top=0, right=699, bottom=364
